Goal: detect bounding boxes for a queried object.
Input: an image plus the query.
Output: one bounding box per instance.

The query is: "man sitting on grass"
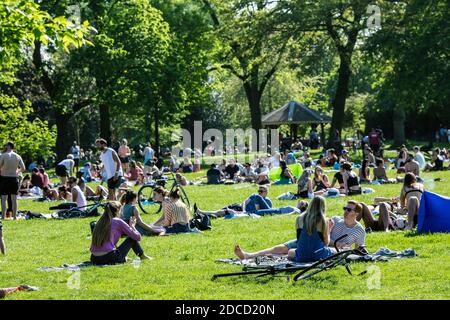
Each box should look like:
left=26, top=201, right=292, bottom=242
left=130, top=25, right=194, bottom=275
left=234, top=200, right=367, bottom=260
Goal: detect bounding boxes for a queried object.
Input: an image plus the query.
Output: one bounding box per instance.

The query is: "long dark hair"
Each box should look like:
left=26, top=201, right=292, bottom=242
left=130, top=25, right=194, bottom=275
left=280, top=160, right=287, bottom=176
left=92, top=201, right=121, bottom=247
left=403, top=173, right=417, bottom=188
left=120, top=190, right=137, bottom=205
left=170, top=188, right=181, bottom=200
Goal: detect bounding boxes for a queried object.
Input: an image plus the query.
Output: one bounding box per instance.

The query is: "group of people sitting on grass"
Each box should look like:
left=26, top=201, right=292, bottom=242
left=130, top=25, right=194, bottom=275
left=232, top=173, right=424, bottom=262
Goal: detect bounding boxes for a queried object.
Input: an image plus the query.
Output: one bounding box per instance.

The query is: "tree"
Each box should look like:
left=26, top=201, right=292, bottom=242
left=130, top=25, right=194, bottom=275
left=365, top=0, right=450, bottom=145
left=0, top=93, right=56, bottom=162
left=202, top=0, right=293, bottom=136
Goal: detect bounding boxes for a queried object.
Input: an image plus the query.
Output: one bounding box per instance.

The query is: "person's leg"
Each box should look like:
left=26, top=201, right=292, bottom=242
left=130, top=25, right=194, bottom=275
left=0, top=227, right=5, bottom=254
left=108, top=188, right=116, bottom=201
left=405, top=197, right=419, bottom=230
left=1, top=195, right=7, bottom=220
left=96, top=185, right=108, bottom=199
left=357, top=202, right=377, bottom=229
left=234, top=243, right=290, bottom=260
left=196, top=208, right=228, bottom=217
left=287, top=249, right=296, bottom=261
left=378, top=203, right=392, bottom=231
left=10, top=195, right=17, bottom=220
left=116, top=237, right=148, bottom=261
left=85, top=185, right=96, bottom=197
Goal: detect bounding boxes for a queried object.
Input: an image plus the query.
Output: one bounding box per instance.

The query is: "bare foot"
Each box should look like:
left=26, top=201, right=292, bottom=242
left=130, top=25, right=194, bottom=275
left=234, top=244, right=250, bottom=260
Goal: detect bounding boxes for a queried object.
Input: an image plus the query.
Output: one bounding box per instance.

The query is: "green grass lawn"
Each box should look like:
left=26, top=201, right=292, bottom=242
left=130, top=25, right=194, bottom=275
left=1, top=168, right=450, bottom=300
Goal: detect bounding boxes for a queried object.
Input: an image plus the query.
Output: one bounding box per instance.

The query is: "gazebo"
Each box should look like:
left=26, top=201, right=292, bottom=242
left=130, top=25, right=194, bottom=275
left=262, top=100, right=332, bottom=145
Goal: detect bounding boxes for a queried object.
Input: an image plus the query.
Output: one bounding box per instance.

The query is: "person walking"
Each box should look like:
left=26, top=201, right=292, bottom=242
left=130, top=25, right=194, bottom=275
left=95, top=139, right=122, bottom=201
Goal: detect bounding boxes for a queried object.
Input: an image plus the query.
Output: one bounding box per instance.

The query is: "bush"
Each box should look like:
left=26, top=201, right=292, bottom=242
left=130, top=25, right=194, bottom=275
left=0, top=93, right=56, bottom=161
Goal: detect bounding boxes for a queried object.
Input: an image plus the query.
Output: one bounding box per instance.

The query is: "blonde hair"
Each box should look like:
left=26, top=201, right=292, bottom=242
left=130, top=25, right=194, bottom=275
left=303, top=196, right=327, bottom=236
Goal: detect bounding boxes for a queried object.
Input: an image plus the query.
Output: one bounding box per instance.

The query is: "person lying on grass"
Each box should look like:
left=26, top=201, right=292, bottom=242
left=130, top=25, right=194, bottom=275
left=151, top=187, right=192, bottom=234
left=234, top=199, right=367, bottom=260
left=194, top=185, right=305, bottom=218
left=0, top=285, right=38, bottom=299
left=90, top=201, right=151, bottom=265
left=355, top=200, right=406, bottom=232
left=120, top=190, right=165, bottom=236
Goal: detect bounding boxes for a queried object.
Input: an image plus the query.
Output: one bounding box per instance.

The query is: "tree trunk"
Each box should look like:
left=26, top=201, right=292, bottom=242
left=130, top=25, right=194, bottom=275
left=54, top=112, right=73, bottom=161
left=243, top=82, right=263, bottom=150
left=393, top=105, right=406, bottom=146
left=154, top=104, right=160, bottom=156
left=99, top=104, right=111, bottom=145
left=328, top=55, right=352, bottom=151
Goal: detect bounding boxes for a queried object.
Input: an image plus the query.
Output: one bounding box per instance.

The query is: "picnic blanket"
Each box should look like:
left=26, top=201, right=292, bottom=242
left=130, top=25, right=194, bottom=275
left=38, top=261, right=128, bottom=272
left=216, top=247, right=417, bottom=268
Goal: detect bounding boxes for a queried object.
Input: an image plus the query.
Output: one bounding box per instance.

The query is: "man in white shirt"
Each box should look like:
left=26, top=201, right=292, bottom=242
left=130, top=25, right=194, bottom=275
left=95, top=139, right=122, bottom=201
left=413, top=146, right=426, bottom=170
left=0, top=142, right=26, bottom=220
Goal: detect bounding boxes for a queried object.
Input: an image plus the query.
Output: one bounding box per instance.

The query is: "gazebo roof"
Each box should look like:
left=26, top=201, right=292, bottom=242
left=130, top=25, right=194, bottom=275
left=262, top=100, right=331, bottom=126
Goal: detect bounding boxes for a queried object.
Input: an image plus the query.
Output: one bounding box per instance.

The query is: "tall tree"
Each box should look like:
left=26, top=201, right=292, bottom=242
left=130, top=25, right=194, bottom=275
left=201, top=0, right=292, bottom=135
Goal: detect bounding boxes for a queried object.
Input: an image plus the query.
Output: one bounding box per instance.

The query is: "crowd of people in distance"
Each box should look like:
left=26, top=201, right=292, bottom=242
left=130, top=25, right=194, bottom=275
left=1, top=126, right=449, bottom=267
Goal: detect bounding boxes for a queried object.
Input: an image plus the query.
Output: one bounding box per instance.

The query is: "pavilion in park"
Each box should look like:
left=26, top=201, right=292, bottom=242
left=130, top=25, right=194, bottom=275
left=262, top=100, right=332, bottom=147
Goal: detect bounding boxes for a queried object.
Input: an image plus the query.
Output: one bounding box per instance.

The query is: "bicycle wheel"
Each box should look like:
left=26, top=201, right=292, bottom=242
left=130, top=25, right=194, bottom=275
left=137, top=185, right=162, bottom=214
left=293, top=250, right=352, bottom=281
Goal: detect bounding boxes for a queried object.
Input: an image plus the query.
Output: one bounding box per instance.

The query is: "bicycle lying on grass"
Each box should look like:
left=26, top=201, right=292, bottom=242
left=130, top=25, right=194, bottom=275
left=212, top=235, right=367, bottom=281
left=137, top=172, right=190, bottom=214
left=49, top=199, right=105, bottom=219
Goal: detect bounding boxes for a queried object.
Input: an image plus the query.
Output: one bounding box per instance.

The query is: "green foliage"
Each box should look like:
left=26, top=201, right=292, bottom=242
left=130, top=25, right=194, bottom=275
left=0, top=93, right=56, bottom=160
left=0, top=0, right=94, bottom=85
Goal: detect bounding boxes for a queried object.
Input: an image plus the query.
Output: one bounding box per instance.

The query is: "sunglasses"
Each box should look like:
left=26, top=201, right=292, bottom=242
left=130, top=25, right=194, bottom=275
left=343, top=207, right=354, bottom=212
left=258, top=190, right=266, bottom=193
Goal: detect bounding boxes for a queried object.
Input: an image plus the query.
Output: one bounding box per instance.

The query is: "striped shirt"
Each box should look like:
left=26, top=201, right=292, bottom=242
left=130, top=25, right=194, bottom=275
left=330, top=216, right=366, bottom=248
left=161, top=198, right=190, bottom=226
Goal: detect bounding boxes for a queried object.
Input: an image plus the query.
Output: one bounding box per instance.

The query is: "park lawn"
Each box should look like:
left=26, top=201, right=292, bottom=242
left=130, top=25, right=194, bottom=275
left=1, top=169, right=449, bottom=300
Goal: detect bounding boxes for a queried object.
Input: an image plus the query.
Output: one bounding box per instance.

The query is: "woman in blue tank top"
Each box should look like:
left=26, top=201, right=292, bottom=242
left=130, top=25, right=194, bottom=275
left=120, top=191, right=165, bottom=236
left=288, top=196, right=335, bottom=263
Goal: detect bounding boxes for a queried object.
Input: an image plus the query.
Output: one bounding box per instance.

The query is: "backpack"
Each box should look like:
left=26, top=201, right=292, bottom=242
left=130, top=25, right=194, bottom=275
left=189, top=212, right=212, bottom=231
left=368, top=132, right=380, bottom=145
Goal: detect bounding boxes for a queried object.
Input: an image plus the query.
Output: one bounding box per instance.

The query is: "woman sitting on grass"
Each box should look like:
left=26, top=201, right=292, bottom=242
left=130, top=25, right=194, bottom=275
left=125, top=161, right=143, bottom=185
left=342, top=162, right=362, bottom=195
left=152, top=187, right=192, bottom=234
left=297, top=169, right=314, bottom=198
left=312, top=166, right=330, bottom=192
left=358, top=159, right=371, bottom=184
left=90, top=201, right=151, bottom=265
left=288, top=196, right=335, bottom=262
left=120, top=190, right=165, bottom=236
left=18, top=174, right=32, bottom=196
left=400, top=173, right=425, bottom=230
left=274, top=160, right=296, bottom=185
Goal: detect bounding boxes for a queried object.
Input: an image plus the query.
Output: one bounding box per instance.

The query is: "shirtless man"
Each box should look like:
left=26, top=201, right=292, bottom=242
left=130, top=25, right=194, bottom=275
left=0, top=142, right=26, bottom=220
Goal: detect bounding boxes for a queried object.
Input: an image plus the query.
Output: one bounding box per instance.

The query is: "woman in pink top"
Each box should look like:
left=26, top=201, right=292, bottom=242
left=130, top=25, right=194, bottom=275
left=125, top=161, right=143, bottom=185
left=90, top=201, right=151, bottom=265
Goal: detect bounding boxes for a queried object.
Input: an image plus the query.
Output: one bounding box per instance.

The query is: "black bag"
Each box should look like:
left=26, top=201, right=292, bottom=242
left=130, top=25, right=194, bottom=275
left=189, top=212, right=212, bottom=231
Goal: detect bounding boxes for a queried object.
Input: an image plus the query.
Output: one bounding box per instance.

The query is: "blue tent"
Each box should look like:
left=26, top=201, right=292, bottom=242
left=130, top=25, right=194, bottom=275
left=417, top=191, right=450, bottom=233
